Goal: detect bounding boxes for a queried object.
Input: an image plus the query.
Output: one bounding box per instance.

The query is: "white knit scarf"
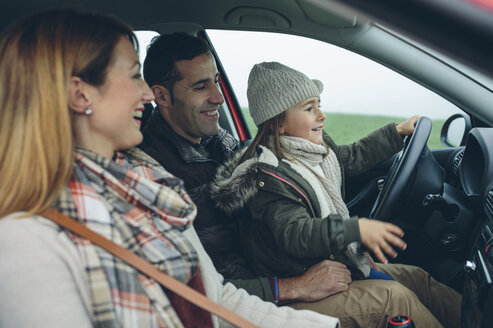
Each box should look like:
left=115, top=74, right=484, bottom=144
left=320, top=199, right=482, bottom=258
left=279, top=136, right=350, bottom=220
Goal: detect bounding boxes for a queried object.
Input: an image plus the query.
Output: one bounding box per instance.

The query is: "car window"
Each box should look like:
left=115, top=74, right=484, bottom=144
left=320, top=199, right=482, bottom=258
left=206, top=30, right=465, bottom=149
left=135, top=30, right=159, bottom=107
left=135, top=30, right=159, bottom=71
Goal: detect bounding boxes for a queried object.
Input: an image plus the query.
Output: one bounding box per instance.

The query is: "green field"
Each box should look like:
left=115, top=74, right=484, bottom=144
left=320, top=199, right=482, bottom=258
left=242, top=109, right=445, bottom=149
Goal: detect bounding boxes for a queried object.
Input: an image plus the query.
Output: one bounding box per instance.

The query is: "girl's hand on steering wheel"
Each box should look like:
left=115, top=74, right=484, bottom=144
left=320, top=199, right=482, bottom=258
left=396, top=115, right=420, bottom=136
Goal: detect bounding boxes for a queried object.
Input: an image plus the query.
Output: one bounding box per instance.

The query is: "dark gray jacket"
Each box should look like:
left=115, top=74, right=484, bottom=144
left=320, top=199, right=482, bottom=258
left=211, top=123, right=403, bottom=278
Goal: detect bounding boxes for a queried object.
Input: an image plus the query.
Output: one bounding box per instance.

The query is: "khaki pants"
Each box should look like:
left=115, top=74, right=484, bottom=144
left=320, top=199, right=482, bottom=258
left=288, top=263, right=461, bottom=328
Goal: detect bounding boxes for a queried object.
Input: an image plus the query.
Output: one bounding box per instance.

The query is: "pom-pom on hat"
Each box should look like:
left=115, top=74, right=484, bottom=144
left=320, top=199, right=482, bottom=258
left=247, top=62, right=323, bottom=126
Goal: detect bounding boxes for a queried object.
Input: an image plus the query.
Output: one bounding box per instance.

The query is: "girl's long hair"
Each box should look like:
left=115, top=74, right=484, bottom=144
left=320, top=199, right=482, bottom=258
left=239, top=112, right=287, bottom=164
left=0, top=9, right=137, bottom=217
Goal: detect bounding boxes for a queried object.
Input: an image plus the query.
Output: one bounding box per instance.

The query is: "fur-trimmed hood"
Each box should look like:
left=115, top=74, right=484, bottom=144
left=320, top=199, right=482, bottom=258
left=210, top=146, right=281, bottom=215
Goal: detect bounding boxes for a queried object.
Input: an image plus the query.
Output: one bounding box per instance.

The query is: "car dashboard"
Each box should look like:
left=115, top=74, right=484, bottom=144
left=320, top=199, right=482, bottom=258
left=459, top=129, right=493, bottom=201
left=455, top=128, right=493, bottom=328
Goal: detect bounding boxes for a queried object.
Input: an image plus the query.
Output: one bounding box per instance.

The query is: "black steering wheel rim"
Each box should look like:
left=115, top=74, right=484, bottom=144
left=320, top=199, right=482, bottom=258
left=369, top=117, right=432, bottom=221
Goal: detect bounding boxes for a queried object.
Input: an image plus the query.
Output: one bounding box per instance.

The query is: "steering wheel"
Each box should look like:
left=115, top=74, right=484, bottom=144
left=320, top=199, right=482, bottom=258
left=369, top=116, right=432, bottom=221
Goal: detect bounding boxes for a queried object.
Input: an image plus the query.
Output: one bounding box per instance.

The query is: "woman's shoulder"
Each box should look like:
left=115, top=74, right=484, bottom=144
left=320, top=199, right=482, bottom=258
left=0, top=213, right=92, bottom=327
left=0, top=213, right=59, bottom=236
left=0, top=213, right=74, bottom=258
left=0, top=212, right=85, bottom=281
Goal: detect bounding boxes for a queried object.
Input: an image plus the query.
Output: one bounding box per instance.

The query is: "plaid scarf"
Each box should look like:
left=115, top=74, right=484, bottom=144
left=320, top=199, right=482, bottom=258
left=53, top=147, right=204, bottom=327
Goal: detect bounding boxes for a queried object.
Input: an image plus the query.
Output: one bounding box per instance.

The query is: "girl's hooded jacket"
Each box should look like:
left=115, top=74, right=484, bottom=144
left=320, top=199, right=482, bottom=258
left=210, top=123, right=404, bottom=279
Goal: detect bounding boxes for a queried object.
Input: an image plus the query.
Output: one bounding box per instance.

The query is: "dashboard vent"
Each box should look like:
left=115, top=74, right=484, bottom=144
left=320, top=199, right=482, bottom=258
left=452, top=150, right=464, bottom=176
left=486, top=190, right=493, bottom=218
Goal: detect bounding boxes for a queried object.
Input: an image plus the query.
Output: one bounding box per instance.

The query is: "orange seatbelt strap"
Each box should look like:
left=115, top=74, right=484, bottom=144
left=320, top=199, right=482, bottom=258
left=41, top=208, right=258, bottom=328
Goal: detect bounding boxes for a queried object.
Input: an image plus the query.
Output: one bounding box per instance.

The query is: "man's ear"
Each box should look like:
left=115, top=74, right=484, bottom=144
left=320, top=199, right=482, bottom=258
left=152, top=85, right=172, bottom=109
left=68, top=76, right=91, bottom=114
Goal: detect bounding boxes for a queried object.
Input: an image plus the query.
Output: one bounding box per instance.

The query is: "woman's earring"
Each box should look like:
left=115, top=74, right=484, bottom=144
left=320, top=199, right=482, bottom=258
left=84, top=108, right=93, bottom=116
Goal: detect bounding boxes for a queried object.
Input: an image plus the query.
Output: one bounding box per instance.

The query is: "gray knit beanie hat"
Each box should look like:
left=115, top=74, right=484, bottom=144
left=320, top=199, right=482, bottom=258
left=247, top=62, right=323, bottom=126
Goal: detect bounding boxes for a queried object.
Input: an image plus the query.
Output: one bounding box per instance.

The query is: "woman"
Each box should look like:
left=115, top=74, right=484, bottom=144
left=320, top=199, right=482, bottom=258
left=210, top=61, right=462, bottom=328
left=0, top=10, right=338, bottom=328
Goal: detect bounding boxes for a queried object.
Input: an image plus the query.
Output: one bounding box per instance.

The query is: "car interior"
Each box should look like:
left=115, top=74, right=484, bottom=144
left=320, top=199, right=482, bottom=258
left=2, top=1, right=493, bottom=327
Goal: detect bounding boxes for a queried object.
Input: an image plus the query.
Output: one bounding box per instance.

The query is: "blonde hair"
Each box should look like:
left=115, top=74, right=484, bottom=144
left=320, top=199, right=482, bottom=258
left=0, top=9, right=137, bottom=217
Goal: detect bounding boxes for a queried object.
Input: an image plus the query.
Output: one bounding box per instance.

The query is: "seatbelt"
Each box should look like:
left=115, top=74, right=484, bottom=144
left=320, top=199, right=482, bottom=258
left=41, top=208, right=258, bottom=328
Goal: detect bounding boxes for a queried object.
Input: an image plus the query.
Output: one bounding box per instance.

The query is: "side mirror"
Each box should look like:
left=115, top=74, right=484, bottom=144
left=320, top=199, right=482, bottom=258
left=440, top=113, right=471, bottom=147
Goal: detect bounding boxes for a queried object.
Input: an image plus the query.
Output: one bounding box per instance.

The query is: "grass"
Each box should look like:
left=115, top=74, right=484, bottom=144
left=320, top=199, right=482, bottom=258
left=242, top=109, right=445, bottom=149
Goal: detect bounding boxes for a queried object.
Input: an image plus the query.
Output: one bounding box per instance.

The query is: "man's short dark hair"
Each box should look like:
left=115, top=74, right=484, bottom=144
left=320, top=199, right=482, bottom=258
left=143, top=32, right=211, bottom=102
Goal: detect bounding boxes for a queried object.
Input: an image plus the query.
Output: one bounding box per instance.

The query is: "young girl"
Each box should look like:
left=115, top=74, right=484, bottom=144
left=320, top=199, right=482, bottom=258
left=211, top=62, right=461, bottom=327
left=212, top=61, right=415, bottom=279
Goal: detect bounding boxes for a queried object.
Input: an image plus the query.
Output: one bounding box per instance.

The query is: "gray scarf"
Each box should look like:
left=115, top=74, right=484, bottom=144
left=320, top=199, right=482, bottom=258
left=279, top=136, right=350, bottom=220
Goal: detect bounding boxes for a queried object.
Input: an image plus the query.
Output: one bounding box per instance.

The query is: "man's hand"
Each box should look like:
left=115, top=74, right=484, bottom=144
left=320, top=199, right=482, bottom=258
left=396, top=115, right=419, bottom=136
left=278, top=260, right=351, bottom=303
left=359, top=218, right=407, bottom=264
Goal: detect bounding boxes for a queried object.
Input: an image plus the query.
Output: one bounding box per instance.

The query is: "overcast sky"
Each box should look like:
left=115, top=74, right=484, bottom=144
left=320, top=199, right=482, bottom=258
left=137, top=30, right=462, bottom=120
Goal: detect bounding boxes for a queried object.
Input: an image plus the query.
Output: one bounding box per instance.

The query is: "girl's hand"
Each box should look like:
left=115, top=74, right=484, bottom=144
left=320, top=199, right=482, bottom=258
left=358, top=218, right=407, bottom=264
left=396, top=115, right=419, bottom=136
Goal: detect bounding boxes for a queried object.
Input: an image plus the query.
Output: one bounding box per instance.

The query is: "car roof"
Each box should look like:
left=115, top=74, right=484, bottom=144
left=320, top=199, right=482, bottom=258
left=0, top=1, right=368, bottom=44
left=2, top=0, right=492, bottom=76
left=2, top=0, right=493, bottom=124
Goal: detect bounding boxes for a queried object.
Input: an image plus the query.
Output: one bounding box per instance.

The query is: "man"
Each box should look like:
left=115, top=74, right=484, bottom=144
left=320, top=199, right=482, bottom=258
left=139, top=32, right=350, bottom=304
left=139, top=33, right=460, bottom=328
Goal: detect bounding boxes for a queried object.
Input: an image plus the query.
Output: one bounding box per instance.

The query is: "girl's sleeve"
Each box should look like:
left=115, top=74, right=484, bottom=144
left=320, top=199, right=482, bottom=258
left=324, top=123, right=404, bottom=176
left=249, top=191, right=360, bottom=259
